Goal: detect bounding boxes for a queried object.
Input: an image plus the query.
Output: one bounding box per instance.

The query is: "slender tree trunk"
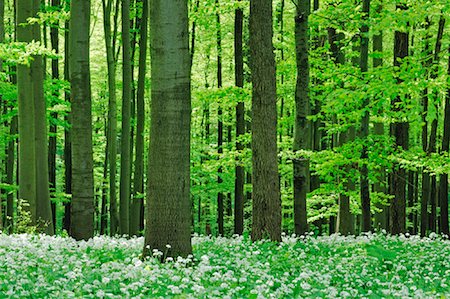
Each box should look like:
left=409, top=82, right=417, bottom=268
left=420, top=18, right=432, bottom=237
left=278, top=0, right=285, bottom=143
left=439, top=45, right=450, bottom=235
left=390, top=4, right=409, bottom=235
left=189, top=0, right=199, bottom=67
left=100, top=119, right=109, bottom=235
left=143, top=0, right=192, bottom=258
left=0, top=0, right=4, bottom=230
left=372, top=9, right=387, bottom=230
left=119, top=0, right=132, bottom=235
left=33, top=0, right=54, bottom=233
left=250, top=0, right=281, bottom=242
left=63, top=14, right=71, bottom=233
left=215, top=0, right=224, bottom=236
left=428, top=16, right=445, bottom=233
left=234, top=0, right=244, bottom=235
left=69, top=0, right=94, bottom=240
left=293, top=0, right=310, bottom=236
left=102, top=0, right=119, bottom=235
left=328, top=27, right=352, bottom=234
left=130, top=0, right=148, bottom=236
left=48, top=0, right=60, bottom=233
left=359, top=0, right=371, bottom=232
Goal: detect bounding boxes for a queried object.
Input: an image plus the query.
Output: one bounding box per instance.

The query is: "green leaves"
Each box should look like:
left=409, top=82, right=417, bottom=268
left=0, top=42, right=59, bottom=66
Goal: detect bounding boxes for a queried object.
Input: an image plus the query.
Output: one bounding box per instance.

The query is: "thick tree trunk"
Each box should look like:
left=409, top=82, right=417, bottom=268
left=249, top=0, right=281, bottom=242
left=17, top=0, right=53, bottom=234
left=69, top=0, right=94, bottom=240
left=17, top=0, right=37, bottom=227
left=390, top=4, right=409, bottom=234
left=143, top=0, right=192, bottom=258
left=293, top=0, right=310, bottom=236
left=234, top=1, right=244, bottom=235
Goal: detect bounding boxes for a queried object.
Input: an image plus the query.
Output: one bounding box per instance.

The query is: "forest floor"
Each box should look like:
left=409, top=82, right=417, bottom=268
left=0, top=232, right=449, bottom=298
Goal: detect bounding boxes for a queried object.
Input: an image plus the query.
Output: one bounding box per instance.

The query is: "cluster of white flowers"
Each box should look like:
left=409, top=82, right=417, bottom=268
left=0, top=233, right=449, bottom=298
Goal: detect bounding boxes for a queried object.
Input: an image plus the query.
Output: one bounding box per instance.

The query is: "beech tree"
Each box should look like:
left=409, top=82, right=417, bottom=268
left=250, top=0, right=281, bottom=242
left=16, top=0, right=53, bottom=234
left=69, top=0, right=94, bottom=240
left=143, top=0, right=192, bottom=258
left=293, top=0, right=310, bottom=236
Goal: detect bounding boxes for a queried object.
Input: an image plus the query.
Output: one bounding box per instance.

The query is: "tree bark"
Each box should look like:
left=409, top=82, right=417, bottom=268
left=390, top=4, right=409, bottom=235
left=372, top=9, right=387, bottom=230
left=69, top=0, right=94, bottom=240
left=234, top=0, right=244, bottom=235
left=215, top=0, right=224, bottom=236
left=130, top=0, right=148, bottom=236
left=48, top=0, right=61, bottom=233
left=102, top=0, right=119, bottom=235
left=439, top=45, right=450, bottom=235
left=63, top=12, right=71, bottom=233
left=359, top=0, right=371, bottom=232
left=143, top=0, right=192, bottom=258
left=119, top=0, right=132, bottom=235
left=293, top=0, right=310, bottom=236
left=249, top=0, right=281, bottom=242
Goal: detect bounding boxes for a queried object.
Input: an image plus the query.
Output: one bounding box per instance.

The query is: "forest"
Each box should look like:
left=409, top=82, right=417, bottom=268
left=1, top=0, right=450, bottom=297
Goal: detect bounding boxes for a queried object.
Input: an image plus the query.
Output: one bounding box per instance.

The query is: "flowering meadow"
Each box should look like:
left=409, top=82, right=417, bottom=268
left=0, top=233, right=449, bottom=298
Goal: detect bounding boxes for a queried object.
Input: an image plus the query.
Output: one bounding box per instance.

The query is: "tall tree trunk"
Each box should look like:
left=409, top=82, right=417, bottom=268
left=277, top=0, right=285, bottom=143
left=48, top=0, right=60, bottom=233
left=372, top=7, right=387, bottom=230
left=17, top=0, right=53, bottom=234
left=215, top=0, right=224, bottom=236
left=390, top=3, right=409, bottom=235
left=234, top=0, right=244, bottom=235
left=69, top=0, right=94, bottom=240
left=33, top=0, right=54, bottom=233
left=0, top=0, right=4, bottom=230
left=119, top=0, right=132, bottom=235
left=439, top=45, right=450, bottom=235
left=328, top=27, right=352, bottom=235
left=63, top=13, right=71, bottom=233
left=249, top=0, right=281, bottom=242
left=102, top=0, right=119, bottom=235
left=130, top=0, right=148, bottom=236
left=17, top=0, right=37, bottom=227
left=420, top=18, right=431, bottom=236
left=143, top=0, right=192, bottom=258
left=427, top=16, right=445, bottom=233
left=293, top=0, right=310, bottom=236
left=359, top=0, right=371, bottom=232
